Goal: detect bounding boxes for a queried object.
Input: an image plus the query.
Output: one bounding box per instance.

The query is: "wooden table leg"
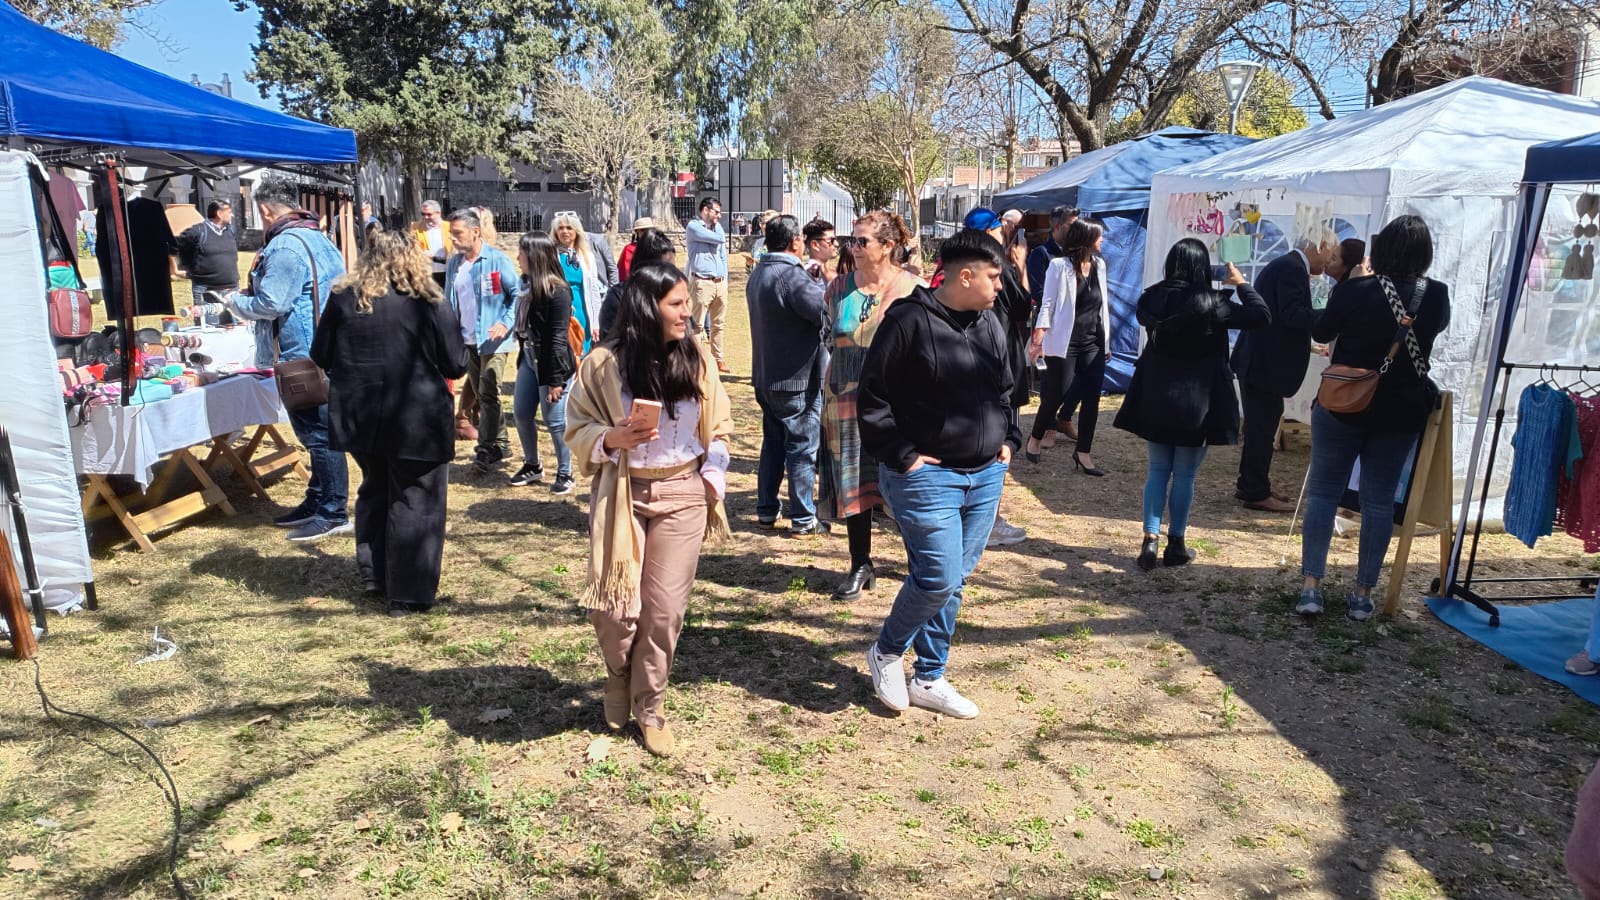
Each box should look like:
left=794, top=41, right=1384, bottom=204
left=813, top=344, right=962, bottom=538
left=82, top=474, right=157, bottom=552
left=175, top=448, right=235, bottom=516
left=210, top=434, right=273, bottom=501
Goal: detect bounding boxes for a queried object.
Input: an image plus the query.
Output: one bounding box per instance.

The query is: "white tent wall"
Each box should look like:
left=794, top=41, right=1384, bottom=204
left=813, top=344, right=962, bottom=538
left=1143, top=79, right=1600, bottom=520
left=0, top=149, right=93, bottom=613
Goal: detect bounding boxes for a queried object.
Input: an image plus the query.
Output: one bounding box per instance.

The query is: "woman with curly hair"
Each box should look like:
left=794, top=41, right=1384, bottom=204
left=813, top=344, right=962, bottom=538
left=311, top=231, right=469, bottom=617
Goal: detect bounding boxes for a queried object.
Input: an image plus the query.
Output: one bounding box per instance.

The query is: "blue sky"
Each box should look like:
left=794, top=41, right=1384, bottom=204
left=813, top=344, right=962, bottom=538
left=118, top=0, right=280, bottom=110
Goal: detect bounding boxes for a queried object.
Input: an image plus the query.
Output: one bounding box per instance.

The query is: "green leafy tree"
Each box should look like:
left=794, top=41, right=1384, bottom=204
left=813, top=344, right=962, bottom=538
left=244, top=0, right=558, bottom=219
left=14, top=0, right=153, bottom=48
left=1104, top=67, right=1306, bottom=144
left=809, top=141, right=902, bottom=213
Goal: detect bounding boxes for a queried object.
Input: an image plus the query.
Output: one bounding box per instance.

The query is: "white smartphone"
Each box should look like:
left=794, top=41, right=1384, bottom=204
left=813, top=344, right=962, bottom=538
left=631, top=399, right=663, bottom=432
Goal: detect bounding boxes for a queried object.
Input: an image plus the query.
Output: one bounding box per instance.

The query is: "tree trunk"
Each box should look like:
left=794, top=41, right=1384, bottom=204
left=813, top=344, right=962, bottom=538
left=900, top=149, right=920, bottom=241
left=401, top=153, right=424, bottom=224
left=644, top=173, right=677, bottom=228
left=606, top=173, right=622, bottom=235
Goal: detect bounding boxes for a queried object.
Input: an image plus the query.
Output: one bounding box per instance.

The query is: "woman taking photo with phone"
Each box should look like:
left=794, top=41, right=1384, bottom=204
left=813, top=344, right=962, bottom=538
left=1297, top=215, right=1450, bottom=621
left=566, top=263, right=734, bottom=757
left=1027, top=219, right=1109, bottom=475
left=1114, top=240, right=1269, bottom=570
left=509, top=231, right=577, bottom=494
left=818, top=211, right=923, bottom=602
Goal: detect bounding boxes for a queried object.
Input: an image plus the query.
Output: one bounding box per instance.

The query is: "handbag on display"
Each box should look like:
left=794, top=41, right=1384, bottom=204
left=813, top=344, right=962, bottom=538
left=1316, top=276, right=1428, bottom=414
left=271, top=233, right=330, bottom=412
left=28, top=166, right=94, bottom=340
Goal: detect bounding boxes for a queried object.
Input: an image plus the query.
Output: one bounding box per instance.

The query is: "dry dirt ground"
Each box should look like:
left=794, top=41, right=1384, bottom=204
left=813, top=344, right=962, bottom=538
left=3, top=277, right=1599, bottom=899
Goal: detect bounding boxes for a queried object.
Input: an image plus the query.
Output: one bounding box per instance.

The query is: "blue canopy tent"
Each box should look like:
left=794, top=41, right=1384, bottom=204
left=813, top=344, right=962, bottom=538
left=996, top=127, right=1254, bottom=391
left=1443, top=128, right=1600, bottom=625
left=0, top=0, right=356, bottom=172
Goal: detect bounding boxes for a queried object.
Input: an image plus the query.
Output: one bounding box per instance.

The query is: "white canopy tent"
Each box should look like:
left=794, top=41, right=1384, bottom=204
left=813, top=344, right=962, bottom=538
left=0, top=149, right=93, bottom=615
left=1145, top=77, right=1600, bottom=510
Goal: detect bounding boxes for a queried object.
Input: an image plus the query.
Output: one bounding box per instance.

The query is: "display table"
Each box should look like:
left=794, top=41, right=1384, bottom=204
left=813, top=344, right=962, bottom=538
left=71, top=375, right=298, bottom=550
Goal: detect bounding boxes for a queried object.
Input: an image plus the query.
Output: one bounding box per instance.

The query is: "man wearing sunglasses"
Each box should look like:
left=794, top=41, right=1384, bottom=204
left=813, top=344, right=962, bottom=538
left=802, top=218, right=837, bottom=283
left=686, top=197, right=731, bottom=373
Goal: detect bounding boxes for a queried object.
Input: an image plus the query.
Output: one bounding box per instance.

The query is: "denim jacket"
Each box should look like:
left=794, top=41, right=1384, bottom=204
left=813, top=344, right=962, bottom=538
left=233, top=227, right=346, bottom=368
left=443, top=244, right=522, bottom=354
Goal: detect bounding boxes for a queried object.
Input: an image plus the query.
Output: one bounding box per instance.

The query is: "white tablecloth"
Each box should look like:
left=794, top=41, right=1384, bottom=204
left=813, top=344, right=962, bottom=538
left=71, top=375, right=287, bottom=487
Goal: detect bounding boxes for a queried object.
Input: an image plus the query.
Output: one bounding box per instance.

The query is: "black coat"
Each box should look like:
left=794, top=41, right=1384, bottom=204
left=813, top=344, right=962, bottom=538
left=1116, top=280, right=1270, bottom=447
left=311, top=287, right=469, bottom=463
left=1313, top=275, right=1450, bottom=433
left=1230, top=251, right=1317, bottom=395
left=515, top=280, right=577, bottom=387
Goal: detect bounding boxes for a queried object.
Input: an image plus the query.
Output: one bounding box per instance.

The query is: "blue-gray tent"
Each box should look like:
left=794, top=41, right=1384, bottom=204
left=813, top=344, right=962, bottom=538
left=996, top=127, right=1254, bottom=391
left=0, top=0, right=356, bottom=169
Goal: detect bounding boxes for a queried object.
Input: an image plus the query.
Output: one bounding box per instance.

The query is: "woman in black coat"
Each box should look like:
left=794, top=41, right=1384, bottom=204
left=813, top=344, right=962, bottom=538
left=310, top=230, right=469, bottom=616
left=1115, top=238, right=1270, bottom=571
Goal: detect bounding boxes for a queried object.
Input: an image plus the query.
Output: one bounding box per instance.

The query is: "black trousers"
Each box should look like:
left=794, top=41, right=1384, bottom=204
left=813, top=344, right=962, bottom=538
left=1058, top=342, right=1105, bottom=453
left=1236, top=381, right=1285, bottom=502
left=353, top=453, right=450, bottom=609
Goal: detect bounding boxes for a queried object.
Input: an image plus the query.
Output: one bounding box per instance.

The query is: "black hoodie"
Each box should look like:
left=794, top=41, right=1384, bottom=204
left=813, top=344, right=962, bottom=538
left=858, top=285, right=1022, bottom=473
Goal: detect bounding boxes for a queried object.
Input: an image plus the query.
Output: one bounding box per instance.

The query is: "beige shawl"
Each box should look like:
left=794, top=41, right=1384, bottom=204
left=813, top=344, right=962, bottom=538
left=566, top=346, right=734, bottom=616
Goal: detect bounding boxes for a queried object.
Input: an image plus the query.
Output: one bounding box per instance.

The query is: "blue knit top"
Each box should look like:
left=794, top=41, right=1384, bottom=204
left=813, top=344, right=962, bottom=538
left=1505, top=384, right=1583, bottom=548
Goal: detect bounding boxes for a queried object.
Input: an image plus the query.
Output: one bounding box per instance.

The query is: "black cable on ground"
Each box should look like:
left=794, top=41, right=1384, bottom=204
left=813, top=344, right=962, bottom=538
left=31, top=657, right=190, bottom=899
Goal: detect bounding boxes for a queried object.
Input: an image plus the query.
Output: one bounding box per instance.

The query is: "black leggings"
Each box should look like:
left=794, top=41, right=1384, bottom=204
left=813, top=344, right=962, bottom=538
left=847, top=512, right=872, bottom=568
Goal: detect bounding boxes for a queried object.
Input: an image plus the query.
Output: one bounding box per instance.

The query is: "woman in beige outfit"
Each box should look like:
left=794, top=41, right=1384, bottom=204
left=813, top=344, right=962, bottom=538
left=566, top=263, right=733, bottom=757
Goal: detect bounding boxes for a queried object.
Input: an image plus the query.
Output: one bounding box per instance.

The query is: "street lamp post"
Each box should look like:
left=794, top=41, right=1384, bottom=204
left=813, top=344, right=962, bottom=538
left=1217, top=59, right=1264, bottom=135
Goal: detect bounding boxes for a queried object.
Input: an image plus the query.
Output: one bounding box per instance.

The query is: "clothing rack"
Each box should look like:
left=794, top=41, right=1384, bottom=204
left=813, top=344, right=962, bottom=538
left=1446, top=361, right=1600, bottom=626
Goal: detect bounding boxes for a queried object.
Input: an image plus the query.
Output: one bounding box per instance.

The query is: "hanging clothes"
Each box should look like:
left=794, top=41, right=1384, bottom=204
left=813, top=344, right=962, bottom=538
left=96, top=194, right=177, bottom=317
left=1558, top=392, right=1600, bottom=552
left=1504, top=383, right=1582, bottom=548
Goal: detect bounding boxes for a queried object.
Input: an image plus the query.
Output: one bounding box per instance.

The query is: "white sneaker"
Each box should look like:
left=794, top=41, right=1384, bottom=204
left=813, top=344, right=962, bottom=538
left=908, top=677, right=980, bottom=718
left=987, top=517, right=1026, bottom=547
left=867, top=644, right=909, bottom=712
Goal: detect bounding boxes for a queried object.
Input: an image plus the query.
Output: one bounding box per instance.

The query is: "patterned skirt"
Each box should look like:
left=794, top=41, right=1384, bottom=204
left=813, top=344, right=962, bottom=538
left=817, top=380, right=884, bottom=520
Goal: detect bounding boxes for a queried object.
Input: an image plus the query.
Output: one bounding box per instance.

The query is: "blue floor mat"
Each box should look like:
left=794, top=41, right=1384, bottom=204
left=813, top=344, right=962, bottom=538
left=1426, top=595, right=1600, bottom=707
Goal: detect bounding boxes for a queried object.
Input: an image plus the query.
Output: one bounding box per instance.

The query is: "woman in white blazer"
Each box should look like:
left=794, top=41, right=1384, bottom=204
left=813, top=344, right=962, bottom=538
left=1026, top=219, right=1110, bottom=475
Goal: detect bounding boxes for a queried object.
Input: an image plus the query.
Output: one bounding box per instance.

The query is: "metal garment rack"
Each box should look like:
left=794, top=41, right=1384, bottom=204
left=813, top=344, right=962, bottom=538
left=1447, top=361, right=1600, bottom=626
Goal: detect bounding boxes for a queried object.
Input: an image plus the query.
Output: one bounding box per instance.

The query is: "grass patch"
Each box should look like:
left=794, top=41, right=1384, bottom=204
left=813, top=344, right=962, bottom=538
left=1401, top=694, right=1461, bottom=736
left=1125, top=818, right=1182, bottom=850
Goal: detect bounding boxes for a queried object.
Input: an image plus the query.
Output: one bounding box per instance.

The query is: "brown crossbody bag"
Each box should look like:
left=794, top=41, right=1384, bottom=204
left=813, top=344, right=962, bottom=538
left=1316, top=276, right=1427, bottom=415
left=271, top=232, right=330, bottom=411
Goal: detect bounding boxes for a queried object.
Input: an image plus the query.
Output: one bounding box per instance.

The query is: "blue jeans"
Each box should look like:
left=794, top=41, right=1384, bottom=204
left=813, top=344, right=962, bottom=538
left=754, top=385, right=822, bottom=527
left=1143, top=442, right=1208, bottom=537
left=286, top=403, right=349, bottom=524
left=512, top=355, right=571, bottom=476
left=1301, top=405, right=1417, bottom=589
left=875, top=460, right=1007, bottom=680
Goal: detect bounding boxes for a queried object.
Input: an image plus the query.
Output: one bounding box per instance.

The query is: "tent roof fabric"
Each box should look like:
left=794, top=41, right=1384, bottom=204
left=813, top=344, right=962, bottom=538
left=1525, top=130, right=1600, bottom=185
left=0, top=1, right=356, bottom=168
left=1153, top=77, right=1600, bottom=200
left=996, top=127, right=1253, bottom=214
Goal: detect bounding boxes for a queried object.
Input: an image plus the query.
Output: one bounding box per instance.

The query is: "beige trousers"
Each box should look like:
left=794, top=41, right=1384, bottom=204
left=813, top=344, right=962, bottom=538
left=689, top=276, right=728, bottom=363
left=589, top=471, right=708, bottom=728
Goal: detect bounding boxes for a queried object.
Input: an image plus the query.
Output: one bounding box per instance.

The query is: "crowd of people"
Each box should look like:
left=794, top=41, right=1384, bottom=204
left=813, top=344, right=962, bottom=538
left=217, top=179, right=1454, bottom=756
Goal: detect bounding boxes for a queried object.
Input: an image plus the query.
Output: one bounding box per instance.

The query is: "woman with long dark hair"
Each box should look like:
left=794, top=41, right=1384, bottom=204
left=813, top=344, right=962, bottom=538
left=818, top=211, right=923, bottom=601
left=1115, top=239, right=1269, bottom=570
left=310, top=231, right=468, bottom=616
left=510, top=231, right=578, bottom=494
left=566, top=263, right=734, bottom=757
left=1297, top=215, right=1450, bottom=621
left=1027, top=219, right=1110, bottom=475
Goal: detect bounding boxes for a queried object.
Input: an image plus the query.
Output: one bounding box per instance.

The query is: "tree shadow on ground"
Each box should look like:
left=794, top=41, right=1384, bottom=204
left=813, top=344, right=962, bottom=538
left=364, top=662, right=596, bottom=744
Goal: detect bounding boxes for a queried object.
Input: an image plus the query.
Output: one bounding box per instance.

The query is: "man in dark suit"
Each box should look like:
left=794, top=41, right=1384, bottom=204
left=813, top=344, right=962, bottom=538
left=1231, top=238, right=1334, bottom=512
left=746, top=214, right=828, bottom=536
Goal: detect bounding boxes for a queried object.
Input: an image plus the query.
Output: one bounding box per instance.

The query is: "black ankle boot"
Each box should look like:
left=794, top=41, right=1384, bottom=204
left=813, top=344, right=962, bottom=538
left=833, top=563, right=875, bottom=601
left=1136, top=536, right=1159, bottom=572
left=1163, top=535, right=1196, bottom=567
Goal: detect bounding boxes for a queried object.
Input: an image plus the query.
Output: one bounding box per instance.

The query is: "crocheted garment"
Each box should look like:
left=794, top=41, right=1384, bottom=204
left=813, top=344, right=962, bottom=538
left=1505, top=384, right=1582, bottom=549
left=1558, top=392, right=1600, bottom=552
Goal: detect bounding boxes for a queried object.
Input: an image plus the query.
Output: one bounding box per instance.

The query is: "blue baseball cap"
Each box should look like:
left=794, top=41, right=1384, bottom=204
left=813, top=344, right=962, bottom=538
left=962, top=207, right=1002, bottom=232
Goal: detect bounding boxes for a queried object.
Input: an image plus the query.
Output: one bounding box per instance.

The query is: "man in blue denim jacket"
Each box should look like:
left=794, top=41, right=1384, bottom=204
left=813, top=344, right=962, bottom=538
left=225, top=178, right=350, bottom=542
left=442, top=208, right=521, bottom=472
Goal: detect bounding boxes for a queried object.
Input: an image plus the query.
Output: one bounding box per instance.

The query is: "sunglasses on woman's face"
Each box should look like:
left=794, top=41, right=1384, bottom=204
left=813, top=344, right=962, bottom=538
left=839, top=236, right=870, bottom=249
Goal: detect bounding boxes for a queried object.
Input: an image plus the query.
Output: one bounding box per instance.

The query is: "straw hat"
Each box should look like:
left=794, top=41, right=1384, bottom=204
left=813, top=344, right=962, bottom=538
left=631, top=216, right=655, bottom=231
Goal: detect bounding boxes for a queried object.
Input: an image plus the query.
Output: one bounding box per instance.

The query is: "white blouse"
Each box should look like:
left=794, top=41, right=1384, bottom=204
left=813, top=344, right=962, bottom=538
left=590, top=393, right=730, bottom=498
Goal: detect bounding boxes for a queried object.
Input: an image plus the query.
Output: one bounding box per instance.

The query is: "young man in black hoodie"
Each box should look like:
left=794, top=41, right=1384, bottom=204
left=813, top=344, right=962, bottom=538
left=858, top=230, right=1022, bottom=719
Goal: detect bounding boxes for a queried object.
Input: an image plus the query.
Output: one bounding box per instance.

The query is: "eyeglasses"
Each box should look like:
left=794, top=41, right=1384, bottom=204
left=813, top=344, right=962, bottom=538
left=838, top=236, right=870, bottom=249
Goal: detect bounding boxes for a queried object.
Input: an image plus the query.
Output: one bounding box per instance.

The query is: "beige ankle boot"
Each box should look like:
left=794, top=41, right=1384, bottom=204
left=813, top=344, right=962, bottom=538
left=602, top=674, right=629, bottom=731
left=640, top=721, right=676, bottom=757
